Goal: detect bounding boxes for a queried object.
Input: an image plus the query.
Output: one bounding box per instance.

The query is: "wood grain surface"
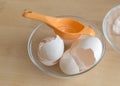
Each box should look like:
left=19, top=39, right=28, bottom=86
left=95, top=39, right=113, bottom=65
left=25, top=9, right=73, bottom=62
left=0, top=0, right=120, bottom=86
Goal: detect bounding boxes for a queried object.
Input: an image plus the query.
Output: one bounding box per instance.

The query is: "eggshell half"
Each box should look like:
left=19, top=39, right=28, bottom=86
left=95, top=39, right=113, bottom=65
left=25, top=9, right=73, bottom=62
left=59, top=50, right=80, bottom=75
left=38, top=35, right=64, bottom=66
left=71, top=37, right=102, bottom=62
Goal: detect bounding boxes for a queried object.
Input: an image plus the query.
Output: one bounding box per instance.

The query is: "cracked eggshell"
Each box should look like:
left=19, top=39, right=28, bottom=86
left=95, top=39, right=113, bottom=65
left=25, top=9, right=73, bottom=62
left=59, top=37, right=101, bottom=75
left=59, top=50, right=80, bottom=75
left=71, top=37, right=102, bottom=62
left=38, top=51, right=58, bottom=66
left=38, top=35, right=64, bottom=66
left=59, top=48, right=95, bottom=75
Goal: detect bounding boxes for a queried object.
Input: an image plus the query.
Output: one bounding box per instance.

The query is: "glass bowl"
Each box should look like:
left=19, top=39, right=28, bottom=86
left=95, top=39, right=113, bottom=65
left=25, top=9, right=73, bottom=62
left=27, top=15, right=105, bottom=78
left=103, top=5, right=120, bottom=52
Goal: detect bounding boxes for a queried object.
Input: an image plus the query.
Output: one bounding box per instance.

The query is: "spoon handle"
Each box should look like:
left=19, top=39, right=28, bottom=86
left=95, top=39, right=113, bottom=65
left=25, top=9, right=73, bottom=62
left=23, top=10, right=56, bottom=24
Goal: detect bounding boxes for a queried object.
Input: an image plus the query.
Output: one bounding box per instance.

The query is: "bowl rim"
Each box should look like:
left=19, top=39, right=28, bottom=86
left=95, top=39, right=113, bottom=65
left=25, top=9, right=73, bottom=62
left=102, top=5, right=120, bottom=52
left=27, top=15, right=106, bottom=78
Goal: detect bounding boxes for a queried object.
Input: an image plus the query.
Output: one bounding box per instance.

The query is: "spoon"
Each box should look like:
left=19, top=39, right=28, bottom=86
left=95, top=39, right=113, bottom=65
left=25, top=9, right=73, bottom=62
left=23, top=10, right=95, bottom=39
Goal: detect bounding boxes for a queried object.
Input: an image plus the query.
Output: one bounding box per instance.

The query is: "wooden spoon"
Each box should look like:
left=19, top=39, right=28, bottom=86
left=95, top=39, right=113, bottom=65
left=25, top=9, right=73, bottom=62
left=23, top=10, right=95, bottom=39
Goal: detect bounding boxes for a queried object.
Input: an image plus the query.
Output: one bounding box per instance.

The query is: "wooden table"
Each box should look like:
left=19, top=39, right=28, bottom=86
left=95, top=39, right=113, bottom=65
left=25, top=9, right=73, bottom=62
left=0, top=0, right=120, bottom=86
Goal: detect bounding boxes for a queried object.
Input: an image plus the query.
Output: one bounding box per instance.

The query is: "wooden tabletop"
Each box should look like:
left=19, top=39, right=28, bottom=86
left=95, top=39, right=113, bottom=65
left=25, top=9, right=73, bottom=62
left=0, top=0, right=120, bottom=86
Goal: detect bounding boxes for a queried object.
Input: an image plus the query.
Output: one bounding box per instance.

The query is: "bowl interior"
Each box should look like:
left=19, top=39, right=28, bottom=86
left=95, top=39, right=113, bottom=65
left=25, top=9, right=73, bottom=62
left=28, top=16, right=105, bottom=78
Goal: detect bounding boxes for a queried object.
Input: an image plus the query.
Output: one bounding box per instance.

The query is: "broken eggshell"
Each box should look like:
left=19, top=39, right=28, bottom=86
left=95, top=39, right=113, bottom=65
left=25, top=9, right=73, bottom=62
left=59, top=37, right=102, bottom=75
left=59, top=48, right=95, bottom=75
left=38, top=35, right=64, bottom=66
left=71, top=37, right=103, bottom=62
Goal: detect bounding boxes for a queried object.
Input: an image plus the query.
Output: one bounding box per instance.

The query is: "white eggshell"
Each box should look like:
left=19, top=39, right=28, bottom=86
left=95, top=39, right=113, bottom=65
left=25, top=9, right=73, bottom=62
left=38, top=35, right=64, bottom=66
left=59, top=48, right=95, bottom=75
left=59, top=37, right=102, bottom=75
left=70, top=48, right=95, bottom=67
left=38, top=52, right=57, bottom=66
left=72, top=37, right=102, bottom=62
left=59, top=50, right=80, bottom=75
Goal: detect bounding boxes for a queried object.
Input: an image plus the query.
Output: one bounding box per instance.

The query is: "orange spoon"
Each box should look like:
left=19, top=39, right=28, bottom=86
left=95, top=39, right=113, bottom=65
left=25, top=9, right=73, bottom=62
left=23, top=10, right=95, bottom=39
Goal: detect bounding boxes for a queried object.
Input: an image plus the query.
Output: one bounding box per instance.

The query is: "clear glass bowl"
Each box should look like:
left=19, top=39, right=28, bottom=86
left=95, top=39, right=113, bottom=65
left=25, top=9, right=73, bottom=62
left=103, top=5, right=120, bottom=52
left=27, top=15, right=105, bottom=78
